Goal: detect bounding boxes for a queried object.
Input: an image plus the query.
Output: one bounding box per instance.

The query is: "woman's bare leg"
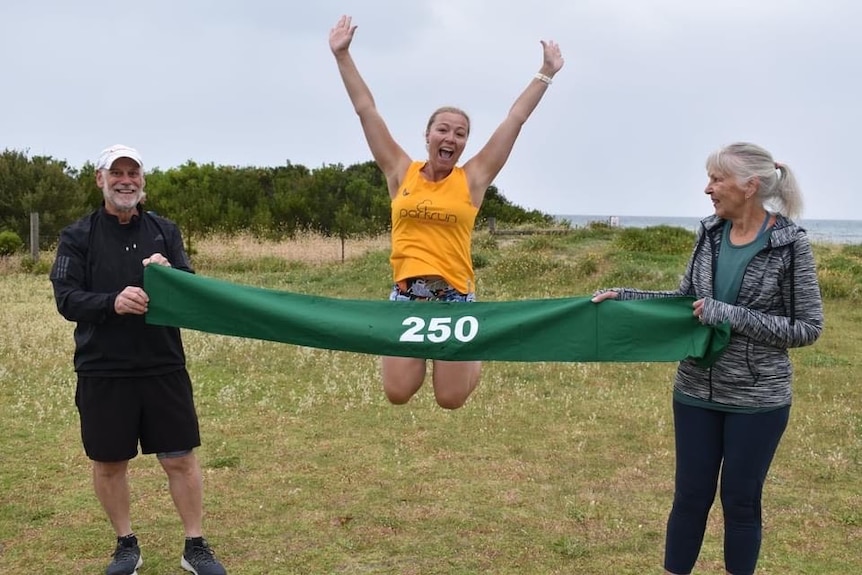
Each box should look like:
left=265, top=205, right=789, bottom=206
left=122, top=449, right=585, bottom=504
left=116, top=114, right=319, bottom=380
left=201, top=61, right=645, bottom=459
left=430, top=360, right=482, bottom=409
left=381, top=356, right=428, bottom=404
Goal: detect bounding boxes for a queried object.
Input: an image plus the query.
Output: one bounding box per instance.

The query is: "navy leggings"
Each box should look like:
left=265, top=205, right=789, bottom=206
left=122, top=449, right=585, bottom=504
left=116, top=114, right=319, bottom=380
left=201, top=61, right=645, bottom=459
left=664, top=400, right=790, bottom=575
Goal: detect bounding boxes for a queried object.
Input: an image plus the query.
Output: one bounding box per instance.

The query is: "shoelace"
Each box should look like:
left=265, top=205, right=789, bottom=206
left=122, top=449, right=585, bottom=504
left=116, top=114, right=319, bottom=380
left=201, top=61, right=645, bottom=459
left=109, top=544, right=140, bottom=574
left=185, top=544, right=218, bottom=565
left=113, top=545, right=138, bottom=561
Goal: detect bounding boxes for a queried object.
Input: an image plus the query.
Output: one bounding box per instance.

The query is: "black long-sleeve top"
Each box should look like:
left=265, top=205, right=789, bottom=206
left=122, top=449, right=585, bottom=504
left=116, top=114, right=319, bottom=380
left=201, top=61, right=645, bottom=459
left=50, top=206, right=193, bottom=376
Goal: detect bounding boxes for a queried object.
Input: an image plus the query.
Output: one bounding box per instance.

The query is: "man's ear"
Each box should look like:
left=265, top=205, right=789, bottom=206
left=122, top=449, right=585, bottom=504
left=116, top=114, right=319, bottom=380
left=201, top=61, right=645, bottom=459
left=95, top=170, right=104, bottom=188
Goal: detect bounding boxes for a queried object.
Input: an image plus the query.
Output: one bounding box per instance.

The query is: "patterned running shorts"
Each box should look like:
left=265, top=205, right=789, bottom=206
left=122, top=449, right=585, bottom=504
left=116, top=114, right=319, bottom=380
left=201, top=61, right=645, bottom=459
left=390, top=277, right=475, bottom=302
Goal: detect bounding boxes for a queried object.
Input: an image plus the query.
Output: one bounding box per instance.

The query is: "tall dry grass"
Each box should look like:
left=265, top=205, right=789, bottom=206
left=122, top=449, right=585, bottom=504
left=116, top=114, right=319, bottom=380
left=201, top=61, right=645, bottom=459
left=193, top=232, right=390, bottom=265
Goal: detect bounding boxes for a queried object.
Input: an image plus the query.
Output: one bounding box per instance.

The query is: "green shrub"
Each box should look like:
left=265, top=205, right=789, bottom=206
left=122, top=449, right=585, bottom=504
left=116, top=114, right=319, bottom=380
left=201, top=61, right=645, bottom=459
left=820, top=254, right=862, bottom=277
left=472, top=232, right=499, bottom=251
left=19, top=255, right=52, bottom=275
left=472, top=252, right=491, bottom=270
left=840, top=244, right=862, bottom=259
left=0, top=230, right=24, bottom=256
left=491, top=252, right=559, bottom=282
left=575, top=253, right=600, bottom=277
left=817, top=249, right=862, bottom=301
left=519, top=235, right=557, bottom=252
left=817, top=268, right=861, bottom=301
left=615, top=225, right=695, bottom=255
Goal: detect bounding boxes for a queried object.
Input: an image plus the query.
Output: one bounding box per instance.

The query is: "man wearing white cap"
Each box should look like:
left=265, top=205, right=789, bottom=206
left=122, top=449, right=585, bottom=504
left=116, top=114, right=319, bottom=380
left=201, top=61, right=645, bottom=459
left=50, top=145, right=227, bottom=575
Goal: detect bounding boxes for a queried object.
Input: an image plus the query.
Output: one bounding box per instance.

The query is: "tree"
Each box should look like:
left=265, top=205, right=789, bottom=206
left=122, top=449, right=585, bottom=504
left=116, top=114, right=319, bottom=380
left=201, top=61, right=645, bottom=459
left=333, top=204, right=361, bottom=262
left=478, top=184, right=555, bottom=226
left=0, top=149, right=88, bottom=247
left=1, top=148, right=556, bottom=249
left=145, top=161, right=223, bottom=253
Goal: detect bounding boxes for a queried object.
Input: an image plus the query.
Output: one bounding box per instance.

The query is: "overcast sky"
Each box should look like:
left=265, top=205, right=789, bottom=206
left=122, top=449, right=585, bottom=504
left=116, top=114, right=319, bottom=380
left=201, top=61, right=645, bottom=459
left=2, top=1, right=859, bottom=220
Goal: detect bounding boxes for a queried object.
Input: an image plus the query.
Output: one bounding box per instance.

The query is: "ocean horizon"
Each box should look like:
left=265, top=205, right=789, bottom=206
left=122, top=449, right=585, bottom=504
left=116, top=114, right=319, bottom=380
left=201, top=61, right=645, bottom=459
left=557, top=215, right=862, bottom=245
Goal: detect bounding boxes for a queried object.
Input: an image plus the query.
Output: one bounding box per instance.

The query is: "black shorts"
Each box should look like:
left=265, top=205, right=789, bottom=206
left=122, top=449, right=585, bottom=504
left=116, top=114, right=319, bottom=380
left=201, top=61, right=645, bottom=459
left=75, top=369, right=201, bottom=462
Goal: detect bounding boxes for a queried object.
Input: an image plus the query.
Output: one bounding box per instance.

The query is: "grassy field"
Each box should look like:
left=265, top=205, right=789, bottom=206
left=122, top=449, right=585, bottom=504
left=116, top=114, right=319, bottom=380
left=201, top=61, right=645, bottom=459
left=1, top=227, right=860, bottom=574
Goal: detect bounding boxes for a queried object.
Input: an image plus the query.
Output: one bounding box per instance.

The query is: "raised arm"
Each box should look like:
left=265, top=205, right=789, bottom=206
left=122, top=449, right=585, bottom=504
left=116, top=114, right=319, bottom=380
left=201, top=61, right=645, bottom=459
left=330, top=15, right=411, bottom=196
left=464, top=40, right=565, bottom=206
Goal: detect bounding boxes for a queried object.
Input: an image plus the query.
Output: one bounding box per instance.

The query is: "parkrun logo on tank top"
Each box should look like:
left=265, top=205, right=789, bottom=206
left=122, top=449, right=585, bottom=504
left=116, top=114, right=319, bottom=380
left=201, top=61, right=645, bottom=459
left=398, top=199, right=458, bottom=224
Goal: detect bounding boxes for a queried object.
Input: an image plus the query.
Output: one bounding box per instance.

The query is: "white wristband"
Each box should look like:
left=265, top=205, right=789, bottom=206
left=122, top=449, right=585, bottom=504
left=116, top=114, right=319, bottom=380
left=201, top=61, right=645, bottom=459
left=534, top=73, right=553, bottom=85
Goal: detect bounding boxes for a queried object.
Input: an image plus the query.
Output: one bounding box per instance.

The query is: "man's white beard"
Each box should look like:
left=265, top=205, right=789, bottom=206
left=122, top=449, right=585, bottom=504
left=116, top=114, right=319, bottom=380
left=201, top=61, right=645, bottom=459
left=103, top=184, right=145, bottom=212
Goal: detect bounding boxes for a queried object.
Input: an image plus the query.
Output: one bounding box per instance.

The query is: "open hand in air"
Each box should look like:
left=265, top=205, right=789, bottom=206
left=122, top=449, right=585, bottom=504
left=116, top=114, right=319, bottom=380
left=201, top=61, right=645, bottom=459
left=540, top=40, right=565, bottom=76
left=330, top=15, right=358, bottom=55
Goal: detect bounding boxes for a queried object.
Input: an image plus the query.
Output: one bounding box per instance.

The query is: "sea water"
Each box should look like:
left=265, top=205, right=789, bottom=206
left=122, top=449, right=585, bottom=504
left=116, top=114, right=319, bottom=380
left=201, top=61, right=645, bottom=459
left=558, top=215, right=862, bottom=245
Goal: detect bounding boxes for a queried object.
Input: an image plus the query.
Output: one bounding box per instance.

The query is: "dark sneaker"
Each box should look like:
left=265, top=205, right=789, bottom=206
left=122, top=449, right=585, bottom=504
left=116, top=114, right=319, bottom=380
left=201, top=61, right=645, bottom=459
left=181, top=538, right=226, bottom=575
left=106, top=536, right=143, bottom=575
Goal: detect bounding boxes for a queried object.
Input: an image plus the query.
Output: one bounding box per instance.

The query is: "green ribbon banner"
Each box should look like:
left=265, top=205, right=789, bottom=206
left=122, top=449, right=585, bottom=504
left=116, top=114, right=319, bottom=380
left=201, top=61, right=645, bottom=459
left=144, top=265, right=729, bottom=364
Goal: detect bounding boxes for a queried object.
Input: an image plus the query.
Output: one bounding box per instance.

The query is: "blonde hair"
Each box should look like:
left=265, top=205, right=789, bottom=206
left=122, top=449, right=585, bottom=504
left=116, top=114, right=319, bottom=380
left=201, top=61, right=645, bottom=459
left=425, top=106, right=471, bottom=137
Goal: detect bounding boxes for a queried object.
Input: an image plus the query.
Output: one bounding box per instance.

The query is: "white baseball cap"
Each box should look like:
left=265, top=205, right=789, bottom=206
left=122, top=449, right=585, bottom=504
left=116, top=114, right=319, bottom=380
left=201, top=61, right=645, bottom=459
left=96, top=144, right=144, bottom=170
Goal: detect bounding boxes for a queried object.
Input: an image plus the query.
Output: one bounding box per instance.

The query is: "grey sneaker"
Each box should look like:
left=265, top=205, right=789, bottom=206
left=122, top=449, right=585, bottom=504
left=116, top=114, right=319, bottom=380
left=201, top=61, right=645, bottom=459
left=106, top=536, right=143, bottom=575
left=181, top=538, right=226, bottom=575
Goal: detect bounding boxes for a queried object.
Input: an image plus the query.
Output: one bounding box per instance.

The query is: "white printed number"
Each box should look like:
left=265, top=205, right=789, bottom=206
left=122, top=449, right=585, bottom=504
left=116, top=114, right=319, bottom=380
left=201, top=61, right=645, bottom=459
left=400, top=316, right=479, bottom=343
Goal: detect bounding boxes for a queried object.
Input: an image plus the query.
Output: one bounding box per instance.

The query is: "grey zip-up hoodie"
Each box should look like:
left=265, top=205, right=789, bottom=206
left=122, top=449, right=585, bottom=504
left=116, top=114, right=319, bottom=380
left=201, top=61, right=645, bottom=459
left=611, top=214, right=824, bottom=408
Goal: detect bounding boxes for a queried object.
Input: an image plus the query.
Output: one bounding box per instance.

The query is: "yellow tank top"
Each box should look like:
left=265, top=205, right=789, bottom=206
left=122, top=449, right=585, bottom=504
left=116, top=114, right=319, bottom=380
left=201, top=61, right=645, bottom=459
left=390, top=162, right=478, bottom=294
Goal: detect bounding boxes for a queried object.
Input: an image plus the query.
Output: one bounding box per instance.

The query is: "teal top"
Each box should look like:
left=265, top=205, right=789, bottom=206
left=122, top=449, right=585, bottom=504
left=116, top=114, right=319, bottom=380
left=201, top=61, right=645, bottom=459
left=714, top=213, right=771, bottom=304
left=698, top=212, right=777, bottom=413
